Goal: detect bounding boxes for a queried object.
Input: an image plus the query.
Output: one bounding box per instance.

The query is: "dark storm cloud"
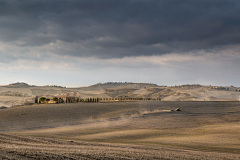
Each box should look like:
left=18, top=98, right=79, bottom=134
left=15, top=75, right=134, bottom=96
left=0, top=0, right=240, bottom=58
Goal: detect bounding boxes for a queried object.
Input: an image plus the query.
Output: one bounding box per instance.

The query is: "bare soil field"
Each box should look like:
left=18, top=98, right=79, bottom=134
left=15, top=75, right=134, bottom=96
left=1, top=101, right=240, bottom=159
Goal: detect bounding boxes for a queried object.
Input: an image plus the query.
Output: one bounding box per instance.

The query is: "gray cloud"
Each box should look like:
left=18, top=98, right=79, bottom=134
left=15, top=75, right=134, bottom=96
left=0, top=0, right=240, bottom=58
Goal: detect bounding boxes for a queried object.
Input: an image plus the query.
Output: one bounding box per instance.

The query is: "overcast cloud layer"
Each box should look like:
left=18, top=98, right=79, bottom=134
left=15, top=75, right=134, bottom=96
left=0, top=0, right=240, bottom=86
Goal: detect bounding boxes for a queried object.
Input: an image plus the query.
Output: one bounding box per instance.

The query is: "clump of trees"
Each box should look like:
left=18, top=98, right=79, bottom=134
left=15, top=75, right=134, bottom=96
left=46, top=98, right=50, bottom=103
left=52, top=97, right=58, bottom=101
left=37, top=96, right=161, bottom=104
left=84, top=98, right=99, bottom=102
left=39, top=97, right=46, bottom=103
left=39, top=97, right=51, bottom=103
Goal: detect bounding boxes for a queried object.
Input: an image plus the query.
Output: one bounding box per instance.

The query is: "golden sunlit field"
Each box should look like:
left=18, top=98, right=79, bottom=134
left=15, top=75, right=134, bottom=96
left=1, top=101, right=240, bottom=159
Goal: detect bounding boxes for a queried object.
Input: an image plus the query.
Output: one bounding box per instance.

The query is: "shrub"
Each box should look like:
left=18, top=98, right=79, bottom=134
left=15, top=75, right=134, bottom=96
left=0, top=106, right=7, bottom=109
left=46, top=98, right=50, bottom=103
left=52, top=97, right=58, bottom=101
left=39, top=97, right=46, bottom=103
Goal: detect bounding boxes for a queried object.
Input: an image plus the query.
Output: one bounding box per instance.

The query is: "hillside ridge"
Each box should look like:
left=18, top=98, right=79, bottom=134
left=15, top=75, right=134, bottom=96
left=0, top=82, right=240, bottom=107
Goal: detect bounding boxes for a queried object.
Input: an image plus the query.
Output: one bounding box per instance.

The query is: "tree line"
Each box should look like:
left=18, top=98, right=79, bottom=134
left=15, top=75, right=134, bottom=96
left=36, top=96, right=161, bottom=104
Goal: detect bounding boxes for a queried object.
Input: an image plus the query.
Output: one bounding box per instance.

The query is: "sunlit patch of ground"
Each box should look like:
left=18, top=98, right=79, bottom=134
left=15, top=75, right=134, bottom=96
left=132, top=88, right=153, bottom=95
left=139, top=122, right=240, bottom=153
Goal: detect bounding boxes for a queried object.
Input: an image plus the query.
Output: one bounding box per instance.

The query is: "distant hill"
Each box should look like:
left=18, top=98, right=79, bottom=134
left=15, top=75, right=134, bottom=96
left=4, top=82, right=31, bottom=88
left=80, top=82, right=159, bottom=91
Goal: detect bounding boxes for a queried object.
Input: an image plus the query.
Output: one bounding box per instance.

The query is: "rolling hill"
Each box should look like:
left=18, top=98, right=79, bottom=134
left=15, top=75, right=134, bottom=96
left=0, top=82, right=239, bottom=107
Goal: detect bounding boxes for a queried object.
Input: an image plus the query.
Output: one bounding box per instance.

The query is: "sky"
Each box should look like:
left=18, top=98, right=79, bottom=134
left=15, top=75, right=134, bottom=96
left=0, top=0, right=240, bottom=87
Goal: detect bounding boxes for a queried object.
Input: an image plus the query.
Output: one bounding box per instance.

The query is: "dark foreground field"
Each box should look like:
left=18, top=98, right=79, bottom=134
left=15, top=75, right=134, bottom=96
left=1, top=101, right=240, bottom=159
